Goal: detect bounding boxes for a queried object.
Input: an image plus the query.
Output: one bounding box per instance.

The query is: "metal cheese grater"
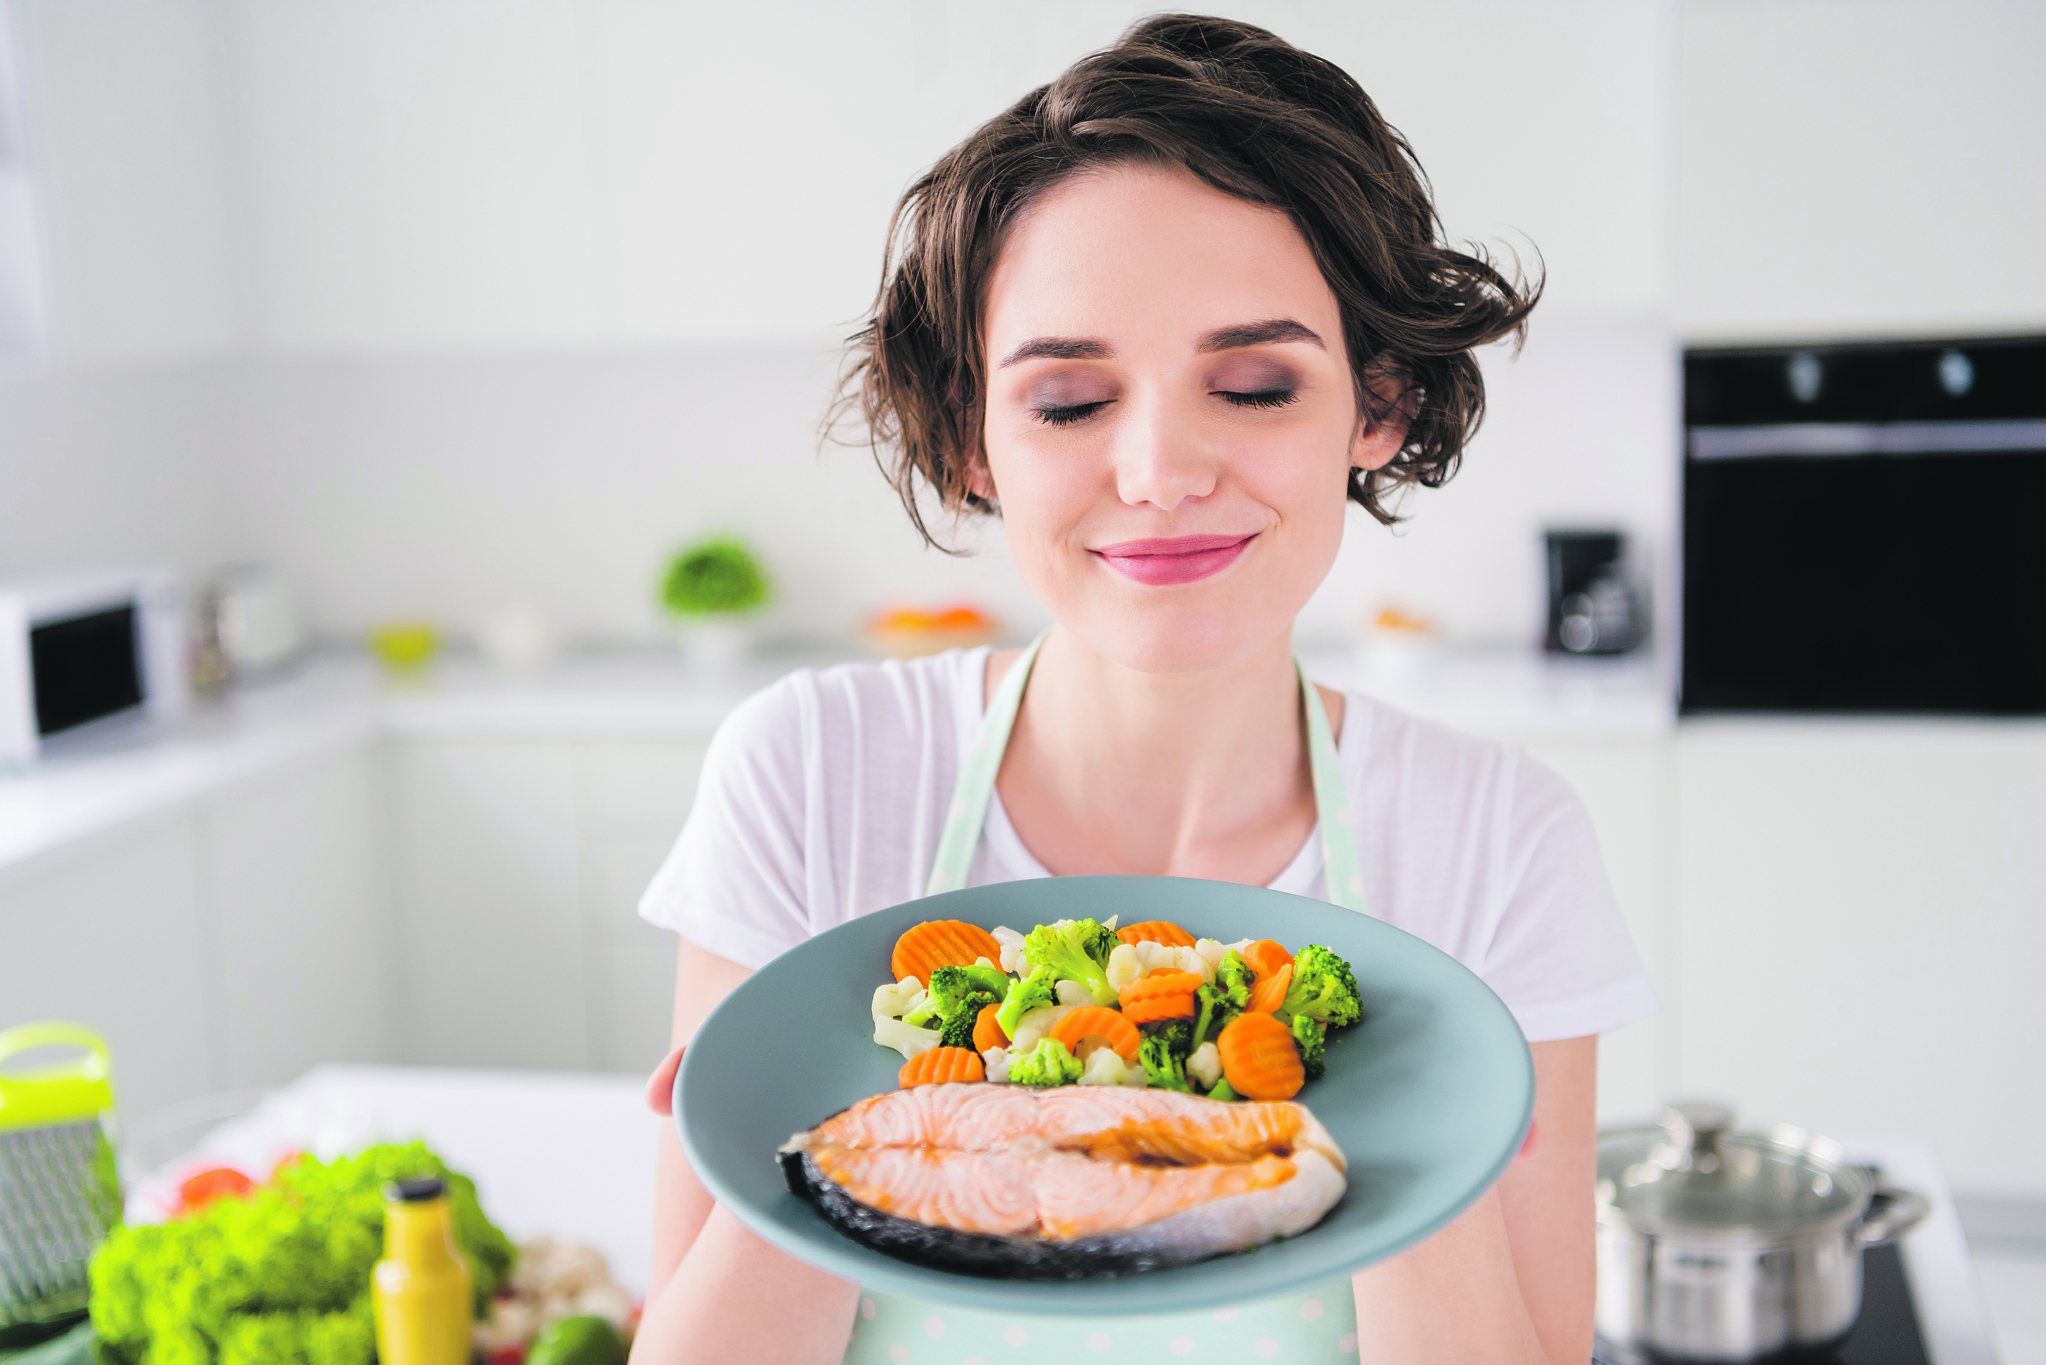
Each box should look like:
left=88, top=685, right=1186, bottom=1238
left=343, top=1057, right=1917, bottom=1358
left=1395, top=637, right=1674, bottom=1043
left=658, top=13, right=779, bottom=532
left=0, top=1023, right=121, bottom=1330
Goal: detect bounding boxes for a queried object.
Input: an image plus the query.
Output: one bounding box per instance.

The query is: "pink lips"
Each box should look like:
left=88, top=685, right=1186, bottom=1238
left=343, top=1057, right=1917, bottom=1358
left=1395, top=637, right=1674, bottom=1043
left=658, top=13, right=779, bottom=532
left=1091, top=533, right=1256, bottom=586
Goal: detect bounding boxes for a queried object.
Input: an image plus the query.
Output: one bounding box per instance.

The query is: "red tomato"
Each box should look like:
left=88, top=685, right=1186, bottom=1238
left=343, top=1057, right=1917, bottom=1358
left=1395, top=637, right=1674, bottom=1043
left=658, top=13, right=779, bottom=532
left=175, top=1165, right=255, bottom=1216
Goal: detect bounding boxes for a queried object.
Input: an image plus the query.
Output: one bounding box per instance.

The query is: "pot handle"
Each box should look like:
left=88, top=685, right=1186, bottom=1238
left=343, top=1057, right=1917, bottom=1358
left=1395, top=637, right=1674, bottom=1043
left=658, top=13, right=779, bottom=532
left=1858, top=1186, right=1930, bottom=1248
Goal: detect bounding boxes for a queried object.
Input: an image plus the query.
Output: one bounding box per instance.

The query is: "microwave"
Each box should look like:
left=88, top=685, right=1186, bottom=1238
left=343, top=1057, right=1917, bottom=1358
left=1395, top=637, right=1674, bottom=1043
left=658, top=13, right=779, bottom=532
left=0, top=570, right=187, bottom=766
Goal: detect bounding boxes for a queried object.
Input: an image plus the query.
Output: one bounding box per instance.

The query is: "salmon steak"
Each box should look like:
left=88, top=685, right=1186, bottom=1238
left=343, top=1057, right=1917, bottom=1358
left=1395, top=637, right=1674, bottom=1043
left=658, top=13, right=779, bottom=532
left=778, top=1084, right=1347, bottom=1278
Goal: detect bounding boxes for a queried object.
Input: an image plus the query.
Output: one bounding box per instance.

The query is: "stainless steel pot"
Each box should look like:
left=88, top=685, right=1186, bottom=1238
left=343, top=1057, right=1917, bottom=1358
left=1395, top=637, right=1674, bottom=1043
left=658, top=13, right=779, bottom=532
left=1594, top=1103, right=1927, bottom=1364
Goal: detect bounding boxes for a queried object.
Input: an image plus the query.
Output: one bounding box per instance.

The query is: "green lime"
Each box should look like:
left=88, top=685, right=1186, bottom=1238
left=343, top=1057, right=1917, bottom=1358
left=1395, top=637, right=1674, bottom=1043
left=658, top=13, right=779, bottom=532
left=525, top=1315, right=624, bottom=1365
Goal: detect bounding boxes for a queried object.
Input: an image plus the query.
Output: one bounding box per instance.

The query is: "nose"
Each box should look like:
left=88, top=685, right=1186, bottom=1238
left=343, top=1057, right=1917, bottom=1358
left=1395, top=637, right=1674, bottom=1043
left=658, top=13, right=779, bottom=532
left=1112, top=388, right=1218, bottom=512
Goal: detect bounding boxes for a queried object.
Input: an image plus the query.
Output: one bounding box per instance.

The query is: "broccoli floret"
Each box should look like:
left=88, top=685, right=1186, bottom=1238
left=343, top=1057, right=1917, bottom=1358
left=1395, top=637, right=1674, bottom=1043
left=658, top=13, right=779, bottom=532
left=1007, top=1037, right=1084, bottom=1087
left=1208, top=1078, right=1242, bottom=1102
left=1135, top=1018, right=1194, bottom=1092
left=907, top=962, right=1009, bottom=1037
left=1290, top=1014, right=1329, bottom=1080
left=995, top=964, right=1060, bottom=1037
left=1022, top=918, right=1121, bottom=1006
left=1277, top=944, right=1363, bottom=1028
left=939, top=1004, right=991, bottom=1050
left=1215, top=949, right=1255, bottom=1007
left=1190, top=982, right=1242, bottom=1050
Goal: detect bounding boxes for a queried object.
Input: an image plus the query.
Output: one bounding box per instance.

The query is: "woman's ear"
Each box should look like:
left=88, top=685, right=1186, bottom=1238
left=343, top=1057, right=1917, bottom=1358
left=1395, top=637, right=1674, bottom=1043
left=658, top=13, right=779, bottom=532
left=1350, top=364, right=1415, bottom=473
left=964, top=452, right=998, bottom=503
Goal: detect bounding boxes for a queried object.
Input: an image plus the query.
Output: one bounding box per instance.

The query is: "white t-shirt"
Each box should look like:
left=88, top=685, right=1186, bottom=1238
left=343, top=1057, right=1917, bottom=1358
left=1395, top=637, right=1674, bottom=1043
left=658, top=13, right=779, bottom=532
left=640, top=647, right=1655, bottom=1042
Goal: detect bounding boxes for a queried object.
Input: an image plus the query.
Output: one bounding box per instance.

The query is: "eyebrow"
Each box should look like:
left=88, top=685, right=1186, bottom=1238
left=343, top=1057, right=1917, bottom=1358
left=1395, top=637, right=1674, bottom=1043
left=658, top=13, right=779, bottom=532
left=997, top=317, right=1324, bottom=368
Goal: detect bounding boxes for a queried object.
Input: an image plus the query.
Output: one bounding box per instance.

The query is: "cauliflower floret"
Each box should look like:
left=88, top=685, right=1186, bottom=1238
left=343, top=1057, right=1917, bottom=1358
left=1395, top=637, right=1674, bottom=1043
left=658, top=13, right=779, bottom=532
left=1136, top=942, right=1214, bottom=984
left=992, top=926, right=1029, bottom=976
left=1102, top=915, right=1119, bottom=931
left=1106, top=943, right=1143, bottom=990
left=1054, top=979, right=1095, bottom=1008
left=982, top=1046, right=1011, bottom=1083
left=873, top=977, right=942, bottom=1059
left=1078, top=1047, right=1143, bottom=1087
left=1194, top=938, right=1228, bottom=969
left=1186, top=1040, right=1223, bottom=1090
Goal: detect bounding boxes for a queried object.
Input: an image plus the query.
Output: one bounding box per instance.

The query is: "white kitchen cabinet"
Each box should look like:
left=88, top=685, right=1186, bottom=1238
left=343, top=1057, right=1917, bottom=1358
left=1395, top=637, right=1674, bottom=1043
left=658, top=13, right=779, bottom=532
left=0, top=811, right=217, bottom=1129
left=389, top=738, right=587, bottom=1069
left=197, top=745, right=393, bottom=1088
left=1675, top=720, right=2046, bottom=1197
left=574, top=739, right=706, bottom=1074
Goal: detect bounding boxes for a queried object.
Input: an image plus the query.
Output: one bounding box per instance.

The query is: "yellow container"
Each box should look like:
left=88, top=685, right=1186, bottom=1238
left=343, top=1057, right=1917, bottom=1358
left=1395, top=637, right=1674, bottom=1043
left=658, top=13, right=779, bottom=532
left=371, top=1178, right=473, bottom=1365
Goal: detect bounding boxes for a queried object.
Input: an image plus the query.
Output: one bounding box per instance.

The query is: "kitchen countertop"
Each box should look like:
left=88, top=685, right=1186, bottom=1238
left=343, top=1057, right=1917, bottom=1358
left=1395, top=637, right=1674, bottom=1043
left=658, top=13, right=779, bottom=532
left=145, top=1066, right=2002, bottom=1361
left=0, top=643, right=1674, bottom=880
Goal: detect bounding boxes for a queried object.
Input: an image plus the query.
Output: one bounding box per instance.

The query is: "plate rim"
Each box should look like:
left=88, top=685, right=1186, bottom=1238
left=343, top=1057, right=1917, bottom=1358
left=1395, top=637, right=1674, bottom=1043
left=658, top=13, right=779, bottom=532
left=676, top=874, right=1533, bottom=1315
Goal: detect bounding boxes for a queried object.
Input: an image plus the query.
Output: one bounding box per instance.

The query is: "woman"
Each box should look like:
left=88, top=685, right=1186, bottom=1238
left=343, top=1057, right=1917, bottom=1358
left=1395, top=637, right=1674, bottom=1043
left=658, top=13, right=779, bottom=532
left=633, top=15, right=1653, bottom=1364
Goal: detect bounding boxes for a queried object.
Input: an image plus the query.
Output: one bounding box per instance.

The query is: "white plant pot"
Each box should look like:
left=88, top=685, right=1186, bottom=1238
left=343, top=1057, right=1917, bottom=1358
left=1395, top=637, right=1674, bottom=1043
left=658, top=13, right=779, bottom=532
left=678, top=617, right=754, bottom=682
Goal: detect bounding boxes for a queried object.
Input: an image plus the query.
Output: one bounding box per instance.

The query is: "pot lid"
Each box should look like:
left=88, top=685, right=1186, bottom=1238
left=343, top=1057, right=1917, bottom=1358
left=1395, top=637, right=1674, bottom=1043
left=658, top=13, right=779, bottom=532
left=1596, top=1103, right=1869, bottom=1239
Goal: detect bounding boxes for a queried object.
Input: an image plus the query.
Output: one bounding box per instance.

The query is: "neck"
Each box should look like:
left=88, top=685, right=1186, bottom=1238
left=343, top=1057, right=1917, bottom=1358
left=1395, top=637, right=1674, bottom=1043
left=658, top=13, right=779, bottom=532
left=997, top=624, right=1314, bottom=880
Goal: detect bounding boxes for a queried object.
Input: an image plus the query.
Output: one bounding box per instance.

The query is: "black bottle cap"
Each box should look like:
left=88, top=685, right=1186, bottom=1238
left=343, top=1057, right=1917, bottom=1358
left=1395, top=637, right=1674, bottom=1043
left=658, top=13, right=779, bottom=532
left=383, top=1176, right=447, bottom=1203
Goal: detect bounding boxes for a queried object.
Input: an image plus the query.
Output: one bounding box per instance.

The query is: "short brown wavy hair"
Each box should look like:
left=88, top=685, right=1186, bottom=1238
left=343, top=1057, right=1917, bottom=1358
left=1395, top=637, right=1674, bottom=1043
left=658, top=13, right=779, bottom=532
left=835, top=13, right=1539, bottom=549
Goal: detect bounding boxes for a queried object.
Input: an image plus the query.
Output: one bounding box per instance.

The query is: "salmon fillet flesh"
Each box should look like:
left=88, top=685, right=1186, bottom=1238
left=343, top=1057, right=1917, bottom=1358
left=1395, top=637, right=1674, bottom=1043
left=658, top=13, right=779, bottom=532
left=778, top=1084, right=1348, bottom=1279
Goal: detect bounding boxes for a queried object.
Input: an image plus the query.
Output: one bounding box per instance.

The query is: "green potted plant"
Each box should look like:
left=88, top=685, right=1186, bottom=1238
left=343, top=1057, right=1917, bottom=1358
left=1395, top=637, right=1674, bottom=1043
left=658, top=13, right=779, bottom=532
left=659, top=535, right=770, bottom=678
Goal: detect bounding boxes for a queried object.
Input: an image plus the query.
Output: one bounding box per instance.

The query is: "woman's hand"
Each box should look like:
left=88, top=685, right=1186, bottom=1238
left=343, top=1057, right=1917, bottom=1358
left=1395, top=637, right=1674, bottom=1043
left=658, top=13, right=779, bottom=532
left=632, top=938, right=859, bottom=1363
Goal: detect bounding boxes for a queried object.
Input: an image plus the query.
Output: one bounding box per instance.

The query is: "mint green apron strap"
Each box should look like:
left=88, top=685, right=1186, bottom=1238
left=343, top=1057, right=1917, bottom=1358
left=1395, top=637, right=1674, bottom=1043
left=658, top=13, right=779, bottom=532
left=1300, top=659, right=1368, bottom=915
left=925, top=631, right=1046, bottom=895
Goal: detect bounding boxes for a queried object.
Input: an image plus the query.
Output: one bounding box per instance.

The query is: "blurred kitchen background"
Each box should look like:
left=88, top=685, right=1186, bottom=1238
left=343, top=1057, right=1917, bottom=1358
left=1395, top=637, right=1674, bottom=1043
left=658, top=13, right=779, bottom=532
left=1, top=0, right=2042, bottom=1359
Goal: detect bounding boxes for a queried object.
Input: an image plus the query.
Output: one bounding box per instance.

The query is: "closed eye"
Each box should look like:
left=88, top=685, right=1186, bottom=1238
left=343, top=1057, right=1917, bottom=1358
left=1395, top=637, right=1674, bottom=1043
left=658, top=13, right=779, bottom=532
left=1034, top=399, right=1115, bottom=427
left=1216, top=387, right=1298, bottom=410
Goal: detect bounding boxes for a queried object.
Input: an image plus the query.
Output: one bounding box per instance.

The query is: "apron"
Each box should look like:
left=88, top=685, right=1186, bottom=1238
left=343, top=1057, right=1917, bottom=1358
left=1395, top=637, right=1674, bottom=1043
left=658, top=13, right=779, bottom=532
left=845, top=635, right=1370, bottom=1364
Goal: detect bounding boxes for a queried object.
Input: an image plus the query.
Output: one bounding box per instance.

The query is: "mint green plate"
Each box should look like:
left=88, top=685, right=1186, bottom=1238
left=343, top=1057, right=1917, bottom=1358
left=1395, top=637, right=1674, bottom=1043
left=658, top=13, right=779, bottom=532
left=676, top=875, right=1532, bottom=1316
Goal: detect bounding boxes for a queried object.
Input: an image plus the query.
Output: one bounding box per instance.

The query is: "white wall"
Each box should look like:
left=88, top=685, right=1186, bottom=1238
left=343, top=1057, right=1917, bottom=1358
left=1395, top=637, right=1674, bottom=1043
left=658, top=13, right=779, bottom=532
left=1677, top=0, right=2046, bottom=342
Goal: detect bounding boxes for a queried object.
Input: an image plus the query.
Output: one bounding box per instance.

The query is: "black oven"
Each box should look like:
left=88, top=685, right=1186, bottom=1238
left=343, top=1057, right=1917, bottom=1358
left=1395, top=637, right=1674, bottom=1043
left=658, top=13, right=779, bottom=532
left=1681, top=336, right=2046, bottom=715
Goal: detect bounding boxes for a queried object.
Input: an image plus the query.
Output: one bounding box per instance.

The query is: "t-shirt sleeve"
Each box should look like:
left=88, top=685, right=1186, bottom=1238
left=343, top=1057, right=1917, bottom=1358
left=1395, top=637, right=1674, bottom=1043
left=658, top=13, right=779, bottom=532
left=1479, top=755, right=1659, bottom=1042
left=638, top=676, right=815, bottom=969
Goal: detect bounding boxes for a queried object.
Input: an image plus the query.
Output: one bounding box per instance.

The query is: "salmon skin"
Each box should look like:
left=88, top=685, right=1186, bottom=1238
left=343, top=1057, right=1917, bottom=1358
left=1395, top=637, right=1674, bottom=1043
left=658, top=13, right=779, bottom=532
left=779, top=1084, right=1347, bottom=1279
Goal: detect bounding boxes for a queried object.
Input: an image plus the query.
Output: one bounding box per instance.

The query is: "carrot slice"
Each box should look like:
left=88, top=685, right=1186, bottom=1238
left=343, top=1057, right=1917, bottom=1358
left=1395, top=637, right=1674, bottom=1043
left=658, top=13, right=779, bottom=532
left=890, top=920, right=1004, bottom=986
left=1049, top=1006, right=1141, bottom=1062
left=1247, top=962, right=1293, bottom=1015
left=1217, top=1012, right=1305, bottom=1100
left=1121, top=993, right=1196, bottom=1024
left=1244, top=939, right=1294, bottom=980
left=898, top=1046, right=986, bottom=1087
left=972, top=1002, right=1008, bottom=1053
left=1117, top=970, right=1203, bottom=1009
left=1116, top=920, right=1196, bottom=949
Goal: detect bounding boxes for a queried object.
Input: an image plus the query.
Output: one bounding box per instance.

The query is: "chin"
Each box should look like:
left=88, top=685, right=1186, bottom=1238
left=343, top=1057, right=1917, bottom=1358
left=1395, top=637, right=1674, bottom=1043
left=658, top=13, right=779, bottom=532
left=1065, top=591, right=1297, bottom=675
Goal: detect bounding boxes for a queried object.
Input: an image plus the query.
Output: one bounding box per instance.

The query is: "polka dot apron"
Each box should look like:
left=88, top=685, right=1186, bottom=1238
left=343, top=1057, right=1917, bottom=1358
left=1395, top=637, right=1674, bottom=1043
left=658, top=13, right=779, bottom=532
left=847, top=634, right=1369, bottom=1364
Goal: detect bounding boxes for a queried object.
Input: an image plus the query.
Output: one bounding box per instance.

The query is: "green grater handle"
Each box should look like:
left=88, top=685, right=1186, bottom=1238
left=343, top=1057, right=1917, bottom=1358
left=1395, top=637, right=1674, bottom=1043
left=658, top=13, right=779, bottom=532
left=0, top=1022, right=113, bottom=1133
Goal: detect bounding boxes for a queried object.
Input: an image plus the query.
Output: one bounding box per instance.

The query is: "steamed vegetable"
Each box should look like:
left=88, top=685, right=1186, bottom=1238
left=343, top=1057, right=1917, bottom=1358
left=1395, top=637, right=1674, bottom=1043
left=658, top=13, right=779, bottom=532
left=1007, top=1037, right=1085, bottom=1088
left=1048, top=1006, right=1141, bottom=1062
left=900, top=1047, right=987, bottom=1086
left=1215, top=949, right=1256, bottom=1005
left=891, top=920, right=1005, bottom=987
left=1275, top=944, right=1365, bottom=1028
left=1021, top=918, right=1121, bottom=1006
left=1291, top=1014, right=1329, bottom=1080
left=995, top=965, right=1060, bottom=1038
left=1216, top=1012, right=1306, bottom=1101
left=1138, top=1022, right=1194, bottom=1092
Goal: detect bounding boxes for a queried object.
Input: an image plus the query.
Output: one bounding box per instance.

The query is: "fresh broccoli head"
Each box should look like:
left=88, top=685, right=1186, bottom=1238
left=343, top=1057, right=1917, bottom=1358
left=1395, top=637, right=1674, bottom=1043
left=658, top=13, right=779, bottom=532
left=1190, top=981, right=1242, bottom=1050
left=1277, top=944, right=1363, bottom=1028
left=995, top=964, right=1060, bottom=1037
left=1290, top=1014, right=1329, bottom=1080
left=1007, top=1037, right=1084, bottom=1087
left=907, top=962, right=1010, bottom=1041
left=1021, top=918, right=1121, bottom=1006
left=1137, top=1020, right=1194, bottom=1092
left=1208, top=1078, right=1242, bottom=1102
left=1215, top=950, right=1255, bottom=1007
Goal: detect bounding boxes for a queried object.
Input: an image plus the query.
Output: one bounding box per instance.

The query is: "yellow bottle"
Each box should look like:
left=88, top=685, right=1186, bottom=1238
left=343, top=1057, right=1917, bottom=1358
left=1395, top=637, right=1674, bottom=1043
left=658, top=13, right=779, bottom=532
left=372, top=1177, right=474, bottom=1365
